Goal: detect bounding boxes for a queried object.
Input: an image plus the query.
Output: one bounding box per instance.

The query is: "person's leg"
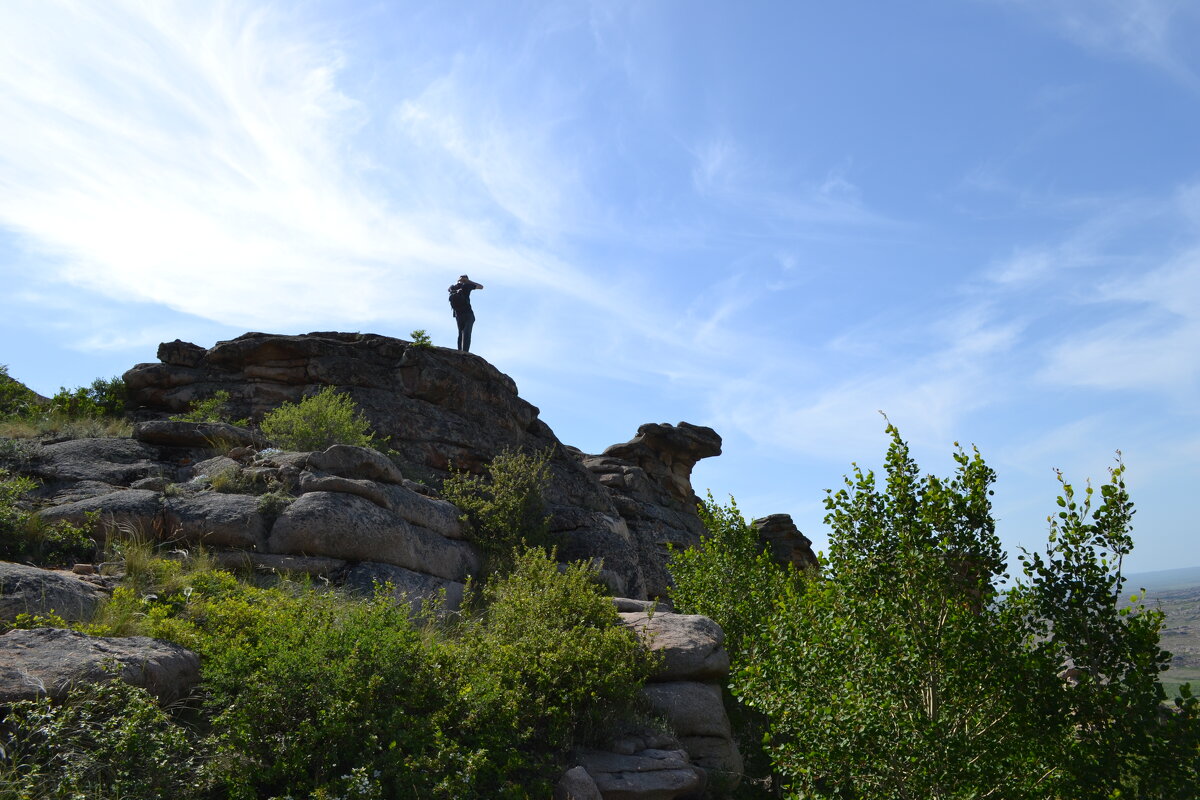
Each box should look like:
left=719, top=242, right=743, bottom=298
left=456, top=313, right=467, bottom=350
left=461, top=311, right=475, bottom=352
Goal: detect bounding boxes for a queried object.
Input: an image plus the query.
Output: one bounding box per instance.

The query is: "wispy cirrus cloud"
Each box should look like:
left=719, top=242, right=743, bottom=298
left=994, top=0, right=1200, bottom=87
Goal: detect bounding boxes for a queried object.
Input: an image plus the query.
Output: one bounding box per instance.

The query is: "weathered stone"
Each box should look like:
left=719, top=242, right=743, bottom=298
left=306, top=445, right=406, bottom=485
left=640, top=682, right=742, bottom=785
left=26, top=438, right=163, bottom=487
left=158, top=338, right=206, bottom=368
left=342, top=561, right=464, bottom=613
left=132, top=420, right=267, bottom=449
left=268, top=492, right=479, bottom=582
left=0, top=627, right=200, bottom=705
left=210, top=550, right=346, bottom=576
left=0, top=562, right=109, bottom=623
left=583, top=423, right=721, bottom=599
left=162, top=492, right=267, bottom=550
left=752, top=513, right=819, bottom=570
left=618, top=611, right=729, bottom=682
left=123, top=332, right=680, bottom=599
left=37, top=489, right=162, bottom=535
left=191, top=455, right=241, bottom=478
left=298, top=470, right=392, bottom=507
left=555, top=766, right=603, bottom=800
left=574, top=747, right=704, bottom=800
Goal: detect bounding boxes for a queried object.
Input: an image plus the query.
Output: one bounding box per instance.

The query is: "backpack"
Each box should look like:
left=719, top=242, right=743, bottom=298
left=448, top=283, right=471, bottom=311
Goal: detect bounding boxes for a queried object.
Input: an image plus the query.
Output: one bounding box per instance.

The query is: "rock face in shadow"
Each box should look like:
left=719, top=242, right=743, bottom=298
left=122, top=332, right=723, bottom=599
left=752, top=513, right=819, bottom=570
left=581, top=423, right=721, bottom=599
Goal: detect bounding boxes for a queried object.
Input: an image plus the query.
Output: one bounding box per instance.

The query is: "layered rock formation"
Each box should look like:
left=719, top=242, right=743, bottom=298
left=122, top=332, right=724, bottom=599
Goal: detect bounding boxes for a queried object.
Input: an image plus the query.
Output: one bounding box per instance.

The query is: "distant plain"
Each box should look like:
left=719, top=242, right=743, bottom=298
left=1129, top=567, right=1200, bottom=696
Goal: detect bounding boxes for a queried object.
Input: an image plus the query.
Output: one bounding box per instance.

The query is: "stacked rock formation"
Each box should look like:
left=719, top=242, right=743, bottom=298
left=122, top=332, right=725, bottom=599
left=580, top=423, right=721, bottom=599
left=561, top=598, right=742, bottom=799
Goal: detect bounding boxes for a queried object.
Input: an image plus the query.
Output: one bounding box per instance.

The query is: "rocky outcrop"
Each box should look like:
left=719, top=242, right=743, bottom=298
left=0, top=561, right=110, bottom=623
left=122, top=333, right=725, bottom=599
left=581, top=423, right=720, bottom=599
left=752, top=513, right=818, bottom=570
left=0, top=627, right=200, bottom=705
left=580, top=609, right=739, bottom=796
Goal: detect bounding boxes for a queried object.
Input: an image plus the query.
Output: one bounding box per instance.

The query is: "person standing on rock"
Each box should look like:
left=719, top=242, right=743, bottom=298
left=448, top=274, right=484, bottom=352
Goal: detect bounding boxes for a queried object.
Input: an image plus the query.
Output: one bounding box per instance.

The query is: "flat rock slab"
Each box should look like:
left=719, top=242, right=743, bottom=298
left=0, top=561, right=109, bottom=623
left=617, top=611, right=729, bottom=682
left=210, top=551, right=347, bottom=576
left=29, top=438, right=164, bottom=486
left=574, top=747, right=703, bottom=800
left=0, top=627, right=200, bottom=705
left=268, top=491, right=479, bottom=582
left=162, top=492, right=267, bottom=550
left=38, top=489, right=162, bottom=535
left=133, top=420, right=267, bottom=449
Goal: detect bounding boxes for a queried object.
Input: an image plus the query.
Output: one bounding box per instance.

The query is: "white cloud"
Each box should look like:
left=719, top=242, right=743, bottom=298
left=995, top=0, right=1200, bottom=87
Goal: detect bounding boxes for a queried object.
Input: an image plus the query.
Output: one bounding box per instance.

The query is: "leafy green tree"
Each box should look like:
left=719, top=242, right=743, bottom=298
left=259, top=386, right=377, bottom=451
left=717, top=425, right=1198, bottom=799
left=1012, top=461, right=1199, bottom=799
left=735, top=425, right=1049, bottom=799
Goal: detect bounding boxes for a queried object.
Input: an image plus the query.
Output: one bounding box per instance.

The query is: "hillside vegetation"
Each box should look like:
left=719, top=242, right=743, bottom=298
left=2, top=363, right=1197, bottom=799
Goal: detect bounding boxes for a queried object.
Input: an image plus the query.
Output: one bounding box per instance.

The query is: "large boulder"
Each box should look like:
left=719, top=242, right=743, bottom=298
left=37, top=489, right=163, bottom=536
left=161, top=492, right=268, bottom=550
left=132, top=420, right=267, bottom=449
left=618, top=611, right=729, bottom=683
left=0, top=562, right=109, bottom=623
left=640, top=682, right=743, bottom=781
left=23, top=438, right=165, bottom=489
left=268, top=491, right=479, bottom=582
left=0, top=627, right=200, bottom=705
left=752, top=513, right=818, bottom=570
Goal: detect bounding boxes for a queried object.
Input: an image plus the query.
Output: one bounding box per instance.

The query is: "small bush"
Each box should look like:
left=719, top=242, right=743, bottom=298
left=0, top=469, right=97, bottom=566
left=170, top=390, right=247, bottom=426
left=441, top=447, right=554, bottom=566
left=0, top=677, right=201, bottom=799
left=410, top=329, right=433, bottom=348
left=259, top=386, right=377, bottom=452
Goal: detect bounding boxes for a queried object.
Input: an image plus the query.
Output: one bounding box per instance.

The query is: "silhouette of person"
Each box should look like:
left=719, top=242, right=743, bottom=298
left=448, top=274, right=484, bottom=352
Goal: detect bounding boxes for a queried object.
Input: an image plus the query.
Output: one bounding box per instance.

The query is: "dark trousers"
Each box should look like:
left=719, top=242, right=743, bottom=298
left=455, top=310, right=475, bottom=352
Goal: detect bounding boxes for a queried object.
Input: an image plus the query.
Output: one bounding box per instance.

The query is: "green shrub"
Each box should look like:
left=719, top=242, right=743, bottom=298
left=0, top=469, right=97, bottom=567
left=45, top=377, right=126, bottom=419
left=670, top=492, right=806, bottom=659
left=0, top=677, right=201, bottom=799
left=431, top=547, right=654, bottom=796
left=410, top=329, right=433, bottom=348
left=170, top=390, right=247, bottom=426
left=441, top=447, right=554, bottom=566
left=259, top=386, right=377, bottom=452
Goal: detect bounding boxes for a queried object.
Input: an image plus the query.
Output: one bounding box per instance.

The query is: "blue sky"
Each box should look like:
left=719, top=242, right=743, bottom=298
left=2, top=0, right=1198, bottom=573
